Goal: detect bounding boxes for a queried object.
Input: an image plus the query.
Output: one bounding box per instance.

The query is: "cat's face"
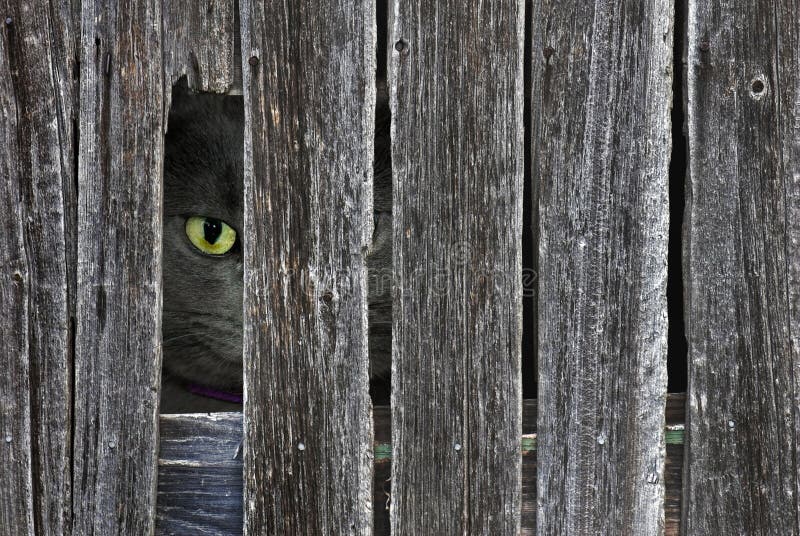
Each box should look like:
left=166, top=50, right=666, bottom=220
left=162, top=89, right=245, bottom=391
left=160, top=84, right=394, bottom=409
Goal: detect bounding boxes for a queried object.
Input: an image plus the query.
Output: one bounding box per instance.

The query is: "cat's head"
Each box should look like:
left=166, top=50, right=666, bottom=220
left=161, top=81, right=393, bottom=404
left=162, top=84, right=244, bottom=391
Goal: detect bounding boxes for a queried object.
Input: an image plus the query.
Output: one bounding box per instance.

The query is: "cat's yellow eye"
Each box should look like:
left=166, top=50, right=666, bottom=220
left=185, top=216, right=237, bottom=255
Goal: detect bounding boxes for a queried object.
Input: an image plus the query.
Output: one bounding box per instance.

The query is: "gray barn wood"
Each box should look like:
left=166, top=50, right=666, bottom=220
left=240, top=0, right=375, bottom=533
left=531, top=1, right=673, bottom=533
left=156, top=413, right=243, bottom=535
left=69, top=1, right=240, bottom=533
left=389, top=1, right=524, bottom=533
left=12, top=0, right=800, bottom=533
left=684, top=1, right=800, bottom=533
left=72, top=1, right=165, bottom=533
left=0, top=2, right=76, bottom=535
left=162, top=0, right=238, bottom=95
left=155, top=396, right=687, bottom=535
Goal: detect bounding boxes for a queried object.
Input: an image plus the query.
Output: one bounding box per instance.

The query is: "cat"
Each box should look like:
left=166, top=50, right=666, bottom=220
left=160, top=83, right=392, bottom=413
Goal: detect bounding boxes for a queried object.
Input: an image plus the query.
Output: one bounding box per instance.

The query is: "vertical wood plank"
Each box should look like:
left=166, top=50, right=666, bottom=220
left=389, top=1, right=524, bottom=533
left=0, top=2, right=76, bottom=534
left=72, top=1, right=164, bottom=534
left=531, top=1, right=673, bottom=534
left=162, top=0, right=237, bottom=93
left=684, top=1, right=800, bottom=533
left=791, top=6, right=800, bottom=536
left=0, top=15, right=35, bottom=535
left=240, top=0, right=375, bottom=533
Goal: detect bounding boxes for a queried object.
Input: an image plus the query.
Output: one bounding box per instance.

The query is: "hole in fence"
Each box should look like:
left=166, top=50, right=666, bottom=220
left=159, top=79, right=246, bottom=414
left=749, top=76, right=767, bottom=100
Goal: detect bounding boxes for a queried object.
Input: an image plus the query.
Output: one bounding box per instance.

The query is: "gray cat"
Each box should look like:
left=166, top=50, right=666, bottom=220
left=160, top=84, right=392, bottom=413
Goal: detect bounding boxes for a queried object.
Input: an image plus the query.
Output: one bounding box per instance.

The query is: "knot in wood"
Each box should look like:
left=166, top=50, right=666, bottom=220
left=749, top=76, right=766, bottom=99
left=394, top=39, right=409, bottom=56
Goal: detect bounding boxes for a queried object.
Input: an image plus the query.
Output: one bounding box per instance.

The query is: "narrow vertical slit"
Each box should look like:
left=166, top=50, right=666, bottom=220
left=667, top=0, right=688, bottom=393
left=521, top=0, right=536, bottom=399
left=371, top=2, right=393, bottom=534
left=368, top=0, right=392, bottom=407
left=67, top=314, right=76, bottom=523
left=68, top=113, right=79, bottom=527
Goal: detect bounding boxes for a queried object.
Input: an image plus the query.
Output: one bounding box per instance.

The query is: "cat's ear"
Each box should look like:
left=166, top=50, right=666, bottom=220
left=167, top=78, right=243, bottom=130
left=167, top=78, right=197, bottom=124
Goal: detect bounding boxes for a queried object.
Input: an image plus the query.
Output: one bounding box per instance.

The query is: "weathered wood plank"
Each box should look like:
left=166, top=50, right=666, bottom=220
left=0, top=15, right=35, bottom=535
left=531, top=1, right=673, bottom=533
left=684, top=1, right=800, bottom=533
left=389, top=1, right=524, bottom=533
left=156, top=413, right=243, bottom=535
left=0, top=3, right=76, bottom=534
left=162, top=0, right=238, bottom=94
left=156, top=396, right=686, bottom=535
left=240, top=0, right=375, bottom=533
left=72, top=1, right=165, bottom=533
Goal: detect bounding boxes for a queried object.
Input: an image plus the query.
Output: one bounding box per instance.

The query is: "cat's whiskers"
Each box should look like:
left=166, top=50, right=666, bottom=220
left=162, top=309, right=240, bottom=324
left=160, top=331, right=240, bottom=348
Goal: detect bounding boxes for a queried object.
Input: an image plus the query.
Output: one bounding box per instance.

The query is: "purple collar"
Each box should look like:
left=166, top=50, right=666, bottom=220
left=186, top=383, right=243, bottom=404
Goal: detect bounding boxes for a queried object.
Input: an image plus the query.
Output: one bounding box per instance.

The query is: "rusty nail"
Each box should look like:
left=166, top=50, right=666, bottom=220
left=699, top=39, right=710, bottom=52
left=248, top=55, right=259, bottom=67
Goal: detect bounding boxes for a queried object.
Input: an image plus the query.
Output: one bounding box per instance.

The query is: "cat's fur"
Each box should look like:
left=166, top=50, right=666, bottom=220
left=160, top=84, right=392, bottom=413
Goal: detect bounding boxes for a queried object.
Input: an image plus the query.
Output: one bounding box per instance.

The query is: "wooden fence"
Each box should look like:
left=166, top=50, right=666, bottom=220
left=1, top=0, right=798, bottom=535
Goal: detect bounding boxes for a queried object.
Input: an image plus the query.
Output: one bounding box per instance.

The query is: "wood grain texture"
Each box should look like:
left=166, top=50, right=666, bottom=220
left=155, top=396, right=687, bottom=535
left=162, top=0, right=237, bottom=94
left=684, top=1, right=800, bottom=533
left=531, top=1, right=673, bottom=534
left=389, top=1, right=524, bottom=533
left=0, top=14, right=34, bottom=535
left=156, top=413, right=243, bottom=535
left=72, top=1, right=164, bottom=534
left=240, top=0, right=375, bottom=533
left=0, top=2, right=76, bottom=534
